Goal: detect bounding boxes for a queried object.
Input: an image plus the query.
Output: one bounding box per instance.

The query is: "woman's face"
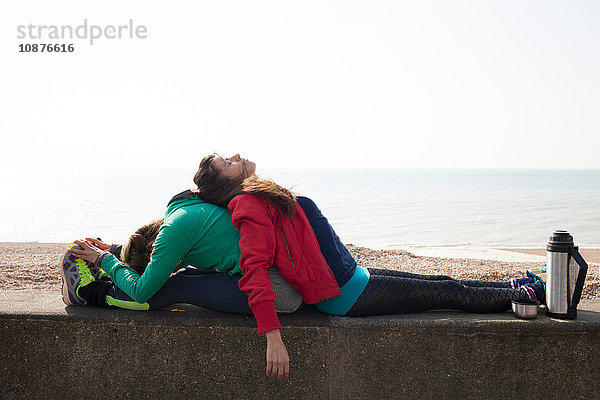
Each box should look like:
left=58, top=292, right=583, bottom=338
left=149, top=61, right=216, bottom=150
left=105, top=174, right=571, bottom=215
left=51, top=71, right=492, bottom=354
left=212, top=154, right=256, bottom=180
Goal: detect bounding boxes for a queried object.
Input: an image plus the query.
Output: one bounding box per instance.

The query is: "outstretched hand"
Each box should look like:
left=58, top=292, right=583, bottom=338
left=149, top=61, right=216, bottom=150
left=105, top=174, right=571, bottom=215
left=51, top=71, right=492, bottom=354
left=265, top=329, right=290, bottom=379
left=69, top=240, right=104, bottom=264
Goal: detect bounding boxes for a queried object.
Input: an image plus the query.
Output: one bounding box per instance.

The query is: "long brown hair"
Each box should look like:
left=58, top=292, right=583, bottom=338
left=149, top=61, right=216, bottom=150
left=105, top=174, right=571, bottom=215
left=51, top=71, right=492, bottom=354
left=121, top=218, right=164, bottom=274
left=193, top=153, right=297, bottom=218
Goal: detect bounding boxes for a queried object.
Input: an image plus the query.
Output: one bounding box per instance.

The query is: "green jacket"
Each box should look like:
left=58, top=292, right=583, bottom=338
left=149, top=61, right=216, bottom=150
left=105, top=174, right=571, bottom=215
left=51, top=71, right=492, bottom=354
left=100, top=191, right=242, bottom=303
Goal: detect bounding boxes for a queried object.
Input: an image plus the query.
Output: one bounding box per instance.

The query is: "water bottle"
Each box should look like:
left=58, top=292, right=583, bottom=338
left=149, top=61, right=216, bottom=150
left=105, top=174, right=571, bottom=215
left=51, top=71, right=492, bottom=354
left=545, top=230, right=588, bottom=319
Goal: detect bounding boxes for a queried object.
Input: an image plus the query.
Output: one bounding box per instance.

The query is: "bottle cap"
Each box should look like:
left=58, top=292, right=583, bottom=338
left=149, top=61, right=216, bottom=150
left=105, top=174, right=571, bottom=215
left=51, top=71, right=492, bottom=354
left=546, top=230, right=575, bottom=252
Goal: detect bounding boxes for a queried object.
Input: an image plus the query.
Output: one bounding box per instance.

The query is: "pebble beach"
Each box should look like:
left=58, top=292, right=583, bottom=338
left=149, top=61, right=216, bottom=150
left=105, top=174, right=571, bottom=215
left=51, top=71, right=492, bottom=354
left=1, top=242, right=598, bottom=300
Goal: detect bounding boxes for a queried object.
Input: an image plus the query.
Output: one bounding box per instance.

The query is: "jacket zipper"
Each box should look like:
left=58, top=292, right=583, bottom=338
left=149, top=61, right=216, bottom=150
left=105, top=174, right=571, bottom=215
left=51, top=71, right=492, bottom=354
left=278, top=224, right=295, bottom=269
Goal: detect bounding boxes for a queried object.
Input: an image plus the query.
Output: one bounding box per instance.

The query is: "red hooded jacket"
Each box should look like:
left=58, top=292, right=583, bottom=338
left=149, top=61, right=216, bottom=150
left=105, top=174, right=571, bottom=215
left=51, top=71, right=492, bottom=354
left=228, top=194, right=341, bottom=335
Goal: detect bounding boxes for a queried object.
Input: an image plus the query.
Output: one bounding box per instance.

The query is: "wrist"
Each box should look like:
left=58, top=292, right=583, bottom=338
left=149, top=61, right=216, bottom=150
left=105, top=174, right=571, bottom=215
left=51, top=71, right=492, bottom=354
left=94, top=251, right=112, bottom=268
left=265, top=329, right=281, bottom=341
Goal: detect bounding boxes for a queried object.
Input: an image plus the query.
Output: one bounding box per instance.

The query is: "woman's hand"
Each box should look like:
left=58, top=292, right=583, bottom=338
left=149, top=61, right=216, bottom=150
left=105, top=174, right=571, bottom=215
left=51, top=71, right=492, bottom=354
left=85, top=237, right=111, bottom=251
left=69, top=240, right=104, bottom=264
left=265, top=329, right=289, bottom=379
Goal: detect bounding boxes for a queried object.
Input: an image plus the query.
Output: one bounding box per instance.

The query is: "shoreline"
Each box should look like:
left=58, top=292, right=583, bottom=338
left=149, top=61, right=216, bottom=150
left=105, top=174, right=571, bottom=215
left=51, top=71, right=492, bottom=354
left=384, top=245, right=600, bottom=264
left=1, top=242, right=598, bottom=299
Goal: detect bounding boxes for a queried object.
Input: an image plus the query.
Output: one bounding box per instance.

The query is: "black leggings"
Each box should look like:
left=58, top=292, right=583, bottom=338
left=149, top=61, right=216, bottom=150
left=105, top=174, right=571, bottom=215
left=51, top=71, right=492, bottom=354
left=296, top=197, right=529, bottom=316
left=346, top=268, right=528, bottom=316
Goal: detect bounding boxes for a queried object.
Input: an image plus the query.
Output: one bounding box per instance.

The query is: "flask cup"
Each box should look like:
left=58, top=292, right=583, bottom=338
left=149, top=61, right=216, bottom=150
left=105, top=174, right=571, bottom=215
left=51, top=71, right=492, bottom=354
left=545, top=230, right=588, bottom=319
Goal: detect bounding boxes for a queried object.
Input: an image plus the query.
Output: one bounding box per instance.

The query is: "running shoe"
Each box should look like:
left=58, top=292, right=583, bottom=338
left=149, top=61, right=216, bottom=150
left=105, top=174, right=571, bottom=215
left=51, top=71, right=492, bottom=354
left=527, top=264, right=547, bottom=287
left=509, top=277, right=535, bottom=289
left=521, top=282, right=546, bottom=305
left=59, top=243, right=100, bottom=305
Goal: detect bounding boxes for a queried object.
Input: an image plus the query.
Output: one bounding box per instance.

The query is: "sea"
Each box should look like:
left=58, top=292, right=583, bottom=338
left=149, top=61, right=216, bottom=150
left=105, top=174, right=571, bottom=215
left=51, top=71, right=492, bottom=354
left=1, top=168, right=599, bottom=249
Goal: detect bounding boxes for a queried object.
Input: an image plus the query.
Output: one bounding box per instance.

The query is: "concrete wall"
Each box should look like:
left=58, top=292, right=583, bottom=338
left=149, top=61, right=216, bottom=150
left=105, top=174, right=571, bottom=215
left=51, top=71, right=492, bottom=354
left=1, top=290, right=600, bottom=399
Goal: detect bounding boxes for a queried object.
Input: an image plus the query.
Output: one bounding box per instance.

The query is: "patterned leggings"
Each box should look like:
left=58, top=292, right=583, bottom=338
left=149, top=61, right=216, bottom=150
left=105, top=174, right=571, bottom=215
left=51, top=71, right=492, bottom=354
left=346, top=268, right=528, bottom=316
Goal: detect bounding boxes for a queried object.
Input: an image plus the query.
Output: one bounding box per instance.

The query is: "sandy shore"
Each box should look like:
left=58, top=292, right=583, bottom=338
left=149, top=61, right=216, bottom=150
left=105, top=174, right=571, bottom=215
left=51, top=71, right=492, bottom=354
left=1, top=242, right=598, bottom=299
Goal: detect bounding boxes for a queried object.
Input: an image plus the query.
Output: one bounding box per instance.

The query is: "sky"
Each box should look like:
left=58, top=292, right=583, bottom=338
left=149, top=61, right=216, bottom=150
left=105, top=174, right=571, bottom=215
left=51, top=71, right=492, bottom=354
left=1, top=0, right=599, bottom=175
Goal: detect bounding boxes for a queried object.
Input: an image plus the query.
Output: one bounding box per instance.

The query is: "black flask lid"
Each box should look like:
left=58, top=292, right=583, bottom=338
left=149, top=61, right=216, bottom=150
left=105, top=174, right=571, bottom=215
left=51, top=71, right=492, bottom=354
left=546, top=230, right=576, bottom=252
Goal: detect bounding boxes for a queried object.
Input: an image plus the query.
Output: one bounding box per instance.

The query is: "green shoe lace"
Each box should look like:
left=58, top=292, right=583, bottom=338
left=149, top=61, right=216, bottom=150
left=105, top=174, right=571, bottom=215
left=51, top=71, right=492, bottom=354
left=75, top=258, right=96, bottom=303
left=98, top=267, right=109, bottom=280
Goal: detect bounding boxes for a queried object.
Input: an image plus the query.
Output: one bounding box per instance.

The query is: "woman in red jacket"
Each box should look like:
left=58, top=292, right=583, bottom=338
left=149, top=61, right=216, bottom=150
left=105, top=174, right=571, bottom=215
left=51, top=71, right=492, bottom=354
left=192, top=153, right=546, bottom=379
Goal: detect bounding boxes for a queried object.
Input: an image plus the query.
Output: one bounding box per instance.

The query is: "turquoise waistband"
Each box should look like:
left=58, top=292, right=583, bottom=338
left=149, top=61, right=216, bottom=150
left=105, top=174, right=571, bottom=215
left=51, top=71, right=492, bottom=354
left=315, top=265, right=370, bottom=316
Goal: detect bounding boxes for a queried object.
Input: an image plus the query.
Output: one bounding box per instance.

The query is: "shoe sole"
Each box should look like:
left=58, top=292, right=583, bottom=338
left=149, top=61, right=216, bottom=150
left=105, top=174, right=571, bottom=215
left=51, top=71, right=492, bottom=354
left=58, top=243, right=79, bottom=306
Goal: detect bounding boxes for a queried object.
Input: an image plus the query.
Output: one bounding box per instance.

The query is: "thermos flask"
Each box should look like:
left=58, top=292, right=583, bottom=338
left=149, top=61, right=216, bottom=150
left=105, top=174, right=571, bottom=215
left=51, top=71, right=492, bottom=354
left=545, top=230, right=588, bottom=319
